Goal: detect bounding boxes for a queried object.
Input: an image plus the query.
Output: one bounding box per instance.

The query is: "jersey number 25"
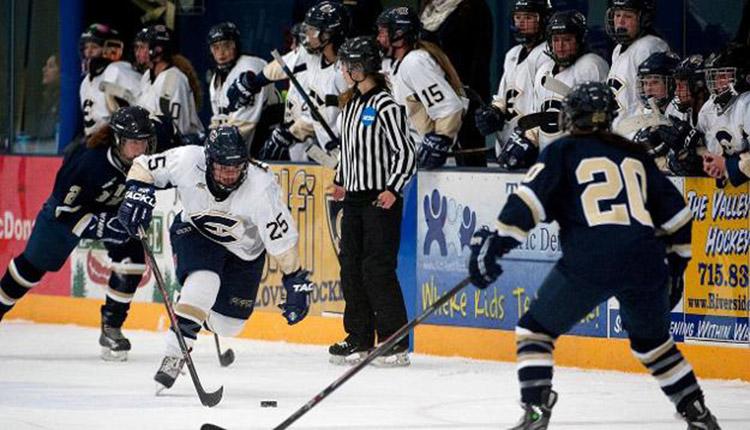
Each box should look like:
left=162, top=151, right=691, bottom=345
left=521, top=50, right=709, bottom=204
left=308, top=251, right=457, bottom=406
left=576, top=157, right=653, bottom=228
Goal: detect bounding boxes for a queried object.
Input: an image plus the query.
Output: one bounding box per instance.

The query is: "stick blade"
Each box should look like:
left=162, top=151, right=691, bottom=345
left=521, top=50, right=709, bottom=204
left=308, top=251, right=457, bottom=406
left=201, top=424, right=227, bottom=430
left=199, top=385, right=224, bottom=408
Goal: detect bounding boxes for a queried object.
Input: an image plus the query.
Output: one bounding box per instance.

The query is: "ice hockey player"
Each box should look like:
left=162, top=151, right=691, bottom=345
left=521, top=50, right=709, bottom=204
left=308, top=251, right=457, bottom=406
left=206, top=21, right=283, bottom=158
left=228, top=1, right=350, bottom=160
left=528, top=10, right=609, bottom=151
left=117, top=125, right=314, bottom=393
left=376, top=6, right=467, bottom=169
left=699, top=44, right=750, bottom=184
left=0, top=106, right=156, bottom=361
left=605, top=0, right=670, bottom=131
left=135, top=24, right=204, bottom=137
left=467, top=81, right=721, bottom=430
left=78, top=23, right=142, bottom=137
left=475, top=0, right=554, bottom=153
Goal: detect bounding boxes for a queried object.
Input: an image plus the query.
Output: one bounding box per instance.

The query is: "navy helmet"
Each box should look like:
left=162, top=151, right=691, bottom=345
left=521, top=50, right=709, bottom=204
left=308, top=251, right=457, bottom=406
left=138, top=24, right=174, bottom=61
left=511, top=0, right=553, bottom=45
left=637, top=51, right=680, bottom=109
left=704, top=43, right=750, bottom=113
left=204, top=126, right=249, bottom=196
left=302, top=1, right=349, bottom=53
left=339, top=36, right=382, bottom=76
left=606, top=0, right=656, bottom=44
left=376, top=6, right=421, bottom=46
left=207, top=22, right=241, bottom=71
left=546, top=10, right=588, bottom=67
left=673, top=54, right=707, bottom=111
left=559, top=81, right=618, bottom=133
left=109, top=106, right=157, bottom=164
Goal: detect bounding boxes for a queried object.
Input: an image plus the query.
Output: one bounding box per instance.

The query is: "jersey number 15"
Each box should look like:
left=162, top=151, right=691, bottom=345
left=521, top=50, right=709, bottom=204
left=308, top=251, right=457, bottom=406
left=576, top=157, right=653, bottom=228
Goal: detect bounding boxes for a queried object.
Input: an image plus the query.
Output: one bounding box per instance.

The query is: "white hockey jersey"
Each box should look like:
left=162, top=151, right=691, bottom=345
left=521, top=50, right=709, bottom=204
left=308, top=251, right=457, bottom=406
left=607, top=35, right=669, bottom=131
left=134, top=145, right=298, bottom=261
left=698, top=92, right=750, bottom=156
left=79, top=61, right=141, bottom=136
left=138, top=66, right=204, bottom=135
left=209, top=55, right=280, bottom=142
left=494, top=43, right=553, bottom=119
left=382, top=48, right=466, bottom=140
left=291, top=49, right=349, bottom=147
left=533, top=53, right=609, bottom=148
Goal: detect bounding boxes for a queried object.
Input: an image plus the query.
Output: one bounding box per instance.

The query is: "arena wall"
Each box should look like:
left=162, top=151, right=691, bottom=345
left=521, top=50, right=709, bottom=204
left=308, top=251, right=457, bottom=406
left=1, top=155, right=747, bottom=381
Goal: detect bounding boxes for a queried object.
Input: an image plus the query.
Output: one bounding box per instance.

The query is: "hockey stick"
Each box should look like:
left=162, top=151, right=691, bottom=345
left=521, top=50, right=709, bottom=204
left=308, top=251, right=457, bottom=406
left=213, top=333, right=235, bottom=367
left=272, top=276, right=472, bottom=430
left=137, top=226, right=223, bottom=407
left=201, top=276, right=473, bottom=430
left=541, top=74, right=571, bottom=97
left=270, top=50, right=341, bottom=168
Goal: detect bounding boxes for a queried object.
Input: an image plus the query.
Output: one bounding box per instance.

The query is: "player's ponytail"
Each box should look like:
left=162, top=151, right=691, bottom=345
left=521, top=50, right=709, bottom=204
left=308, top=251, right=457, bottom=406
left=86, top=125, right=114, bottom=149
left=171, top=54, right=203, bottom=109
left=416, top=40, right=464, bottom=96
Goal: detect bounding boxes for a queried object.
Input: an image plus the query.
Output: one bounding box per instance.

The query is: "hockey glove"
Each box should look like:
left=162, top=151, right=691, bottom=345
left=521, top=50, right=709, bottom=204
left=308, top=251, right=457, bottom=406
left=657, top=120, right=704, bottom=153
left=118, top=180, right=156, bottom=237
left=474, top=105, right=506, bottom=136
left=634, top=127, right=669, bottom=157
left=80, top=212, right=130, bottom=245
left=259, top=126, right=299, bottom=160
left=279, top=268, right=314, bottom=325
left=498, top=129, right=539, bottom=170
left=468, top=226, right=506, bottom=289
left=418, top=133, right=452, bottom=169
left=226, top=71, right=269, bottom=112
left=667, top=253, right=689, bottom=310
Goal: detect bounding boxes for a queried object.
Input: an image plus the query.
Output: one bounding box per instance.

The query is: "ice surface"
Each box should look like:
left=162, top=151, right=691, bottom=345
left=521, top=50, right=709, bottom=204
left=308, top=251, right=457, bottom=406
left=0, top=321, right=748, bottom=430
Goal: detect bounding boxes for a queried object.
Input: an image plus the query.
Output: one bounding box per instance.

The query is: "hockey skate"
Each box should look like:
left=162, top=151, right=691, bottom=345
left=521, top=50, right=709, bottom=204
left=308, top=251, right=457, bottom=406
left=372, top=342, right=410, bottom=367
left=154, top=355, right=185, bottom=395
left=508, top=389, right=557, bottom=430
left=680, top=397, right=721, bottom=430
left=329, top=337, right=371, bottom=365
left=99, top=324, right=131, bottom=361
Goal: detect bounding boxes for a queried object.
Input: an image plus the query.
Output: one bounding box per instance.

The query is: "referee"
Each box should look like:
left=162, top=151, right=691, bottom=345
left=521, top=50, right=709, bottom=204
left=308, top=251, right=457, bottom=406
left=328, top=36, right=417, bottom=367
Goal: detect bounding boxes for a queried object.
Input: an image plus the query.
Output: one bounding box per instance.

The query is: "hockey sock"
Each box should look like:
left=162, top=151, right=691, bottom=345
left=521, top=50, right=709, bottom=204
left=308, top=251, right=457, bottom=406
left=0, top=255, right=44, bottom=320
left=516, top=314, right=558, bottom=405
left=631, top=337, right=702, bottom=413
left=101, top=259, right=144, bottom=327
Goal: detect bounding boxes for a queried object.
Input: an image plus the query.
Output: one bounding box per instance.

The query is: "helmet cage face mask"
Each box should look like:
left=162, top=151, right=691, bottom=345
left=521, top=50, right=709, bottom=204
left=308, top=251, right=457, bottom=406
left=706, top=67, right=739, bottom=112
left=301, top=24, right=327, bottom=53
left=637, top=74, right=675, bottom=109
left=605, top=4, right=651, bottom=45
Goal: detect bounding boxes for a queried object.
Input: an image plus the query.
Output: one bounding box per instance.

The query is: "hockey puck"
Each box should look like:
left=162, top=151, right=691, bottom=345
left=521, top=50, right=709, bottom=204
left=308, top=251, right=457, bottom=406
left=260, top=400, right=278, bottom=408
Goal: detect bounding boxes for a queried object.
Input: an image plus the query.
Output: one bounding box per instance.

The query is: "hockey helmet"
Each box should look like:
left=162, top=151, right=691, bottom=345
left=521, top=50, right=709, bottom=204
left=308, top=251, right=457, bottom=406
left=302, top=1, right=350, bottom=54
left=137, top=24, right=174, bottom=62
left=376, top=6, right=421, bottom=47
left=546, top=10, right=588, bottom=67
left=559, top=81, right=618, bottom=133
left=704, top=43, right=750, bottom=113
left=511, top=0, right=553, bottom=45
left=673, top=54, right=707, bottom=111
left=205, top=126, right=249, bottom=196
left=207, top=22, right=241, bottom=72
left=606, top=0, right=656, bottom=44
left=636, top=51, right=680, bottom=109
left=109, top=106, right=157, bottom=165
left=339, top=36, right=383, bottom=77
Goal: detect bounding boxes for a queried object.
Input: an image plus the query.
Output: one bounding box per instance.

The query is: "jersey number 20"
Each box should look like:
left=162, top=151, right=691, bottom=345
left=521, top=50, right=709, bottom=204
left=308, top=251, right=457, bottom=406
left=576, top=157, right=653, bottom=227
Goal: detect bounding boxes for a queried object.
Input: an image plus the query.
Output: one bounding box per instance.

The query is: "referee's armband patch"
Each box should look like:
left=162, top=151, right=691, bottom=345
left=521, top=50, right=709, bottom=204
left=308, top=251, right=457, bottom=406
left=361, top=106, right=377, bottom=126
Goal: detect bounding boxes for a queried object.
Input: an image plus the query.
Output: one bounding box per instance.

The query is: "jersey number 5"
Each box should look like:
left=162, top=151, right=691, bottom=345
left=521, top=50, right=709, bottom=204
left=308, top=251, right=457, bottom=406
left=576, top=157, right=653, bottom=227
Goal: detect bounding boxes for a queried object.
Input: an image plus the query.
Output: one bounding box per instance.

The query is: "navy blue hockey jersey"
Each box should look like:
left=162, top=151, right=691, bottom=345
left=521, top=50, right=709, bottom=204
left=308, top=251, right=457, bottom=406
left=48, top=144, right=129, bottom=231
left=497, top=134, right=692, bottom=287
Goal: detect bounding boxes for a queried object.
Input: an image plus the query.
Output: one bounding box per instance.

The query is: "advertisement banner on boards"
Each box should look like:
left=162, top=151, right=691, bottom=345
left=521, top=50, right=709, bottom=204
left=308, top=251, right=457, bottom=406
left=417, top=170, right=606, bottom=336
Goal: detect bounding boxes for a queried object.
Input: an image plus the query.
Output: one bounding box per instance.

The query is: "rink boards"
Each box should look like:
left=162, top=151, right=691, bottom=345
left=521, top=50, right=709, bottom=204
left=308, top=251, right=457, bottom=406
left=1, top=155, right=748, bottom=381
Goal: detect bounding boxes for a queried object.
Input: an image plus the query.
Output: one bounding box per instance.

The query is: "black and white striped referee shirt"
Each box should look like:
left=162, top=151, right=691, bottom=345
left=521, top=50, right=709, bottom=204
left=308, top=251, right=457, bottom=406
left=335, top=86, right=416, bottom=194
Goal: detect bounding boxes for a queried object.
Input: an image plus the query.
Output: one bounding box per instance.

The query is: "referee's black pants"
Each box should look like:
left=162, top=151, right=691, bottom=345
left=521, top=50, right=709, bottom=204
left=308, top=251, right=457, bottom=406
left=339, top=190, right=408, bottom=348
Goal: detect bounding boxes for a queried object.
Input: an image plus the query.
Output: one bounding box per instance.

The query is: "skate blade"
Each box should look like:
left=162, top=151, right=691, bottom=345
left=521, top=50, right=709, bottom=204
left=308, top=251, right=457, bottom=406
left=100, top=347, right=128, bottom=362
left=372, top=352, right=410, bottom=368
left=329, top=352, right=367, bottom=366
left=155, top=382, right=169, bottom=396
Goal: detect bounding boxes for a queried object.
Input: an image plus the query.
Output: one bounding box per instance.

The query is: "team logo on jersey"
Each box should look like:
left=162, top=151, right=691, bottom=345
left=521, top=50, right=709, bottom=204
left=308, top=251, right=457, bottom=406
left=361, top=107, right=377, bottom=126
left=716, top=129, right=734, bottom=153
left=190, top=212, right=241, bottom=243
